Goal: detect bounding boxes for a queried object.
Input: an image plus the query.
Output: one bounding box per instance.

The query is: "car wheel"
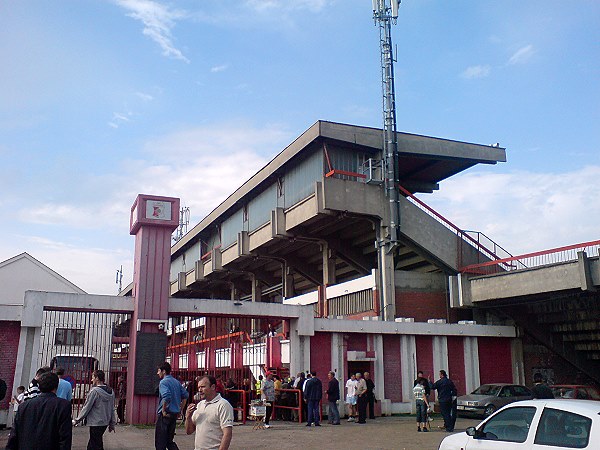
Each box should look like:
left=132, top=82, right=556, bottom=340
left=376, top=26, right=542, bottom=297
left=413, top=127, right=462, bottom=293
left=484, top=405, right=496, bottom=417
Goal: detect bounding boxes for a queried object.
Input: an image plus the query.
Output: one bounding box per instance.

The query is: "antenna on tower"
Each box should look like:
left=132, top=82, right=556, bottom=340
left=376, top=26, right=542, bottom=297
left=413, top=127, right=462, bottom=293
left=373, top=0, right=401, bottom=247
left=173, top=206, right=190, bottom=243
left=116, top=265, right=123, bottom=294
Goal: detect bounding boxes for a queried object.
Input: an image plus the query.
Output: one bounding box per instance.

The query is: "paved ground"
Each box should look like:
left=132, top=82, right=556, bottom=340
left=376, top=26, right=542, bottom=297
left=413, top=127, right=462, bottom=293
left=0, top=415, right=480, bottom=449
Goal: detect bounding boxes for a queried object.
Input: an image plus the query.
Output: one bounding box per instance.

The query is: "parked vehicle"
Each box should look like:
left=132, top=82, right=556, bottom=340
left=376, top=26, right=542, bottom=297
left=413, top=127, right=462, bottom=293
left=456, top=383, right=533, bottom=418
left=550, top=385, right=600, bottom=401
left=440, top=399, right=600, bottom=450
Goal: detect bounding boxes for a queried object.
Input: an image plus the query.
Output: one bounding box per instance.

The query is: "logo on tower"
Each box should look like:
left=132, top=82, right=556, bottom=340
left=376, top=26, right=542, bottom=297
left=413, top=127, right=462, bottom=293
left=146, top=200, right=172, bottom=221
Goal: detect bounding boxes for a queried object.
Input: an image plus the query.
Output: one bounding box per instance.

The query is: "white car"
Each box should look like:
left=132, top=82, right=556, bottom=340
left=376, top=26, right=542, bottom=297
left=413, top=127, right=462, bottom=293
left=439, top=399, right=600, bottom=450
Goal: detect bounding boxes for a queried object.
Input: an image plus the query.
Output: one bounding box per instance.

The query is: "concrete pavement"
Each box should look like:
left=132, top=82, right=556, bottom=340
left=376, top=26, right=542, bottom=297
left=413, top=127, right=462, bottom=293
left=0, top=415, right=481, bottom=449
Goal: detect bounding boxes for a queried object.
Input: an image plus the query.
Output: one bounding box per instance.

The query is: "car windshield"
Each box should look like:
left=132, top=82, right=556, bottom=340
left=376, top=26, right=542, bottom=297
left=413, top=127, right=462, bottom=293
left=472, top=384, right=501, bottom=396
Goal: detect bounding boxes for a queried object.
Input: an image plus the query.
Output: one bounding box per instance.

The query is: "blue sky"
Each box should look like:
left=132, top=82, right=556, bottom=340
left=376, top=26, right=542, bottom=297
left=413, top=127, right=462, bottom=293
left=1, top=0, right=599, bottom=294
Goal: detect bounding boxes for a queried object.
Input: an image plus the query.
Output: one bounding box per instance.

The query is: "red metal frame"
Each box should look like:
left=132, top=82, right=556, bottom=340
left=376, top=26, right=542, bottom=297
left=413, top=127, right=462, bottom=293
left=460, top=239, right=600, bottom=275
left=325, top=169, right=367, bottom=179
left=272, top=389, right=303, bottom=423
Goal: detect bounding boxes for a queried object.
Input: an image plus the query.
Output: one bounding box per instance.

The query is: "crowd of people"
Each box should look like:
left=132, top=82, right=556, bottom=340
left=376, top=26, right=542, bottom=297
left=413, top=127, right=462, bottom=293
left=2, top=364, right=559, bottom=449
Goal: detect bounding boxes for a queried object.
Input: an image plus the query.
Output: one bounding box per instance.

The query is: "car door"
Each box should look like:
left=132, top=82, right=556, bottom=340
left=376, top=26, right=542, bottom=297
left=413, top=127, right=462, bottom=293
left=531, top=407, right=594, bottom=449
left=465, top=405, right=537, bottom=449
left=496, top=386, right=516, bottom=409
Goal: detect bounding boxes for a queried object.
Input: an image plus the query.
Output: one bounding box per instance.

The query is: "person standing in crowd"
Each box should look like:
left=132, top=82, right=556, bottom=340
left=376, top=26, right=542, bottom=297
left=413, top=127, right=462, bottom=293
left=303, top=370, right=323, bottom=427
left=255, top=375, right=263, bottom=400
left=0, top=376, right=6, bottom=403
left=326, top=371, right=340, bottom=425
left=9, top=386, right=25, bottom=428
left=7, top=372, right=72, bottom=450
left=155, top=362, right=189, bottom=450
left=185, top=375, right=234, bottom=450
left=116, top=375, right=127, bottom=424
left=73, top=369, right=116, bottom=450
left=260, top=372, right=275, bottom=429
left=22, top=366, right=51, bottom=401
left=413, top=378, right=429, bottom=432
left=55, top=367, right=72, bottom=402
left=345, top=374, right=358, bottom=422
left=432, top=370, right=457, bottom=432
left=364, top=372, right=376, bottom=419
left=295, top=372, right=307, bottom=422
left=273, top=375, right=282, bottom=419
left=279, top=377, right=292, bottom=421
left=413, top=371, right=432, bottom=400
left=531, top=372, right=554, bottom=399
left=355, top=372, right=368, bottom=424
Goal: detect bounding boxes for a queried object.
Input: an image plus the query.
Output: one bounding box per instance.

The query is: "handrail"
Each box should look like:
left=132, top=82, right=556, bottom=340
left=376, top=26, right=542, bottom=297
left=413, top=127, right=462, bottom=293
left=273, top=388, right=303, bottom=423
left=397, top=184, right=511, bottom=264
left=460, top=239, right=600, bottom=275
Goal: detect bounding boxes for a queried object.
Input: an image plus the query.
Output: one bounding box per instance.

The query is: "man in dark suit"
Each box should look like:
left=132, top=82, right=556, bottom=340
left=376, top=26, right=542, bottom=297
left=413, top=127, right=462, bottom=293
left=6, top=371, right=72, bottom=450
left=303, top=371, right=323, bottom=427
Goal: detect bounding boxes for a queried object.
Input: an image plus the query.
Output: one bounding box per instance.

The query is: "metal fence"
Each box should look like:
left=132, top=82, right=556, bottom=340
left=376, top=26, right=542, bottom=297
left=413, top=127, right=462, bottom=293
left=38, top=310, right=131, bottom=417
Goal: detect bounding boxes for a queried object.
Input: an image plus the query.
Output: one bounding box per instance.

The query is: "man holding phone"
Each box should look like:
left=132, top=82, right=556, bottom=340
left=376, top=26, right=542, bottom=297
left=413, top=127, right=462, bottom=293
left=185, top=375, right=234, bottom=450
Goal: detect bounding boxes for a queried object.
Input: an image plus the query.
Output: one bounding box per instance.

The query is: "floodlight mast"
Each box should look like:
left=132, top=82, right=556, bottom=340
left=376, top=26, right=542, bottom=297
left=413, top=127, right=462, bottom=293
left=373, top=0, right=401, bottom=248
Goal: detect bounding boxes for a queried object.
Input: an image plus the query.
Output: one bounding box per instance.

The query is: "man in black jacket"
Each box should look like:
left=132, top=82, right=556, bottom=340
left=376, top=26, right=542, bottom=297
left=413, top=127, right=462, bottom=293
left=364, top=372, right=376, bottom=419
left=303, top=371, right=323, bottom=427
left=531, top=373, right=554, bottom=399
left=432, top=370, right=457, bottom=432
left=325, top=371, right=340, bottom=425
left=7, top=371, right=72, bottom=450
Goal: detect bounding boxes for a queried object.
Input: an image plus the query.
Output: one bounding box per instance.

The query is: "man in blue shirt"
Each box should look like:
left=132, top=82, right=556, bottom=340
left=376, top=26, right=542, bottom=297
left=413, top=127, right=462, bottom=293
left=55, top=367, right=73, bottom=402
left=155, top=362, right=189, bottom=450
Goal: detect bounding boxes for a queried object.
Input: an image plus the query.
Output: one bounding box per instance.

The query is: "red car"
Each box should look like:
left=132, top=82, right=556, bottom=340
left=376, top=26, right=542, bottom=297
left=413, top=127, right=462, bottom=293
left=550, top=384, right=600, bottom=400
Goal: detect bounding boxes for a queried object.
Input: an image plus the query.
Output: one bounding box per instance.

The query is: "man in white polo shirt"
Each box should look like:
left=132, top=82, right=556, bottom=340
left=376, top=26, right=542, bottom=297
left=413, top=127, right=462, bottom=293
left=185, top=375, right=234, bottom=450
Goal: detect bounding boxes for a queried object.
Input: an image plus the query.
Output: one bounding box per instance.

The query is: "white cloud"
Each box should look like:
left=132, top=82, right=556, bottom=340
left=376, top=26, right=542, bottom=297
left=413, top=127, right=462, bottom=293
left=244, top=0, right=330, bottom=13
left=508, top=44, right=534, bottom=65
left=210, top=64, right=229, bottom=73
left=135, top=91, right=154, bottom=101
left=114, top=0, right=189, bottom=62
left=461, top=65, right=491, bottom=79
left=423, top=166, right=600, bottom=255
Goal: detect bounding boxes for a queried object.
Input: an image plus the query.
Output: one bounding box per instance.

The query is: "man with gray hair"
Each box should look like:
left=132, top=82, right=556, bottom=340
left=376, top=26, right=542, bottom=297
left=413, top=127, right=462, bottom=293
left=326, top=371, right=340, bottom=425
left=355, top=372, right=368, bottom=424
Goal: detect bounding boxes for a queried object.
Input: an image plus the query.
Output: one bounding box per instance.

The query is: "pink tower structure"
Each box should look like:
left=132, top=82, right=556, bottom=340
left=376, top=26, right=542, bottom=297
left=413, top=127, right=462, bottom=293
left=127, top=194, right=180, bottom=424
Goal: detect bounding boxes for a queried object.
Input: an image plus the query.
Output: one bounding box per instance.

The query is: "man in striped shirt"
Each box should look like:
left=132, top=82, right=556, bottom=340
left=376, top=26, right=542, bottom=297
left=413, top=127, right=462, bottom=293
left=22, top=367, right=51, bottom=401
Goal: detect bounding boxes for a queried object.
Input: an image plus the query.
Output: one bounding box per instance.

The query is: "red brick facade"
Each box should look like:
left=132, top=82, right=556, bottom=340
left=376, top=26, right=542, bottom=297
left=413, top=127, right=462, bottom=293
left=0, top=321, right=20, bottom=410
left=478, top=337, right=512, bottom=384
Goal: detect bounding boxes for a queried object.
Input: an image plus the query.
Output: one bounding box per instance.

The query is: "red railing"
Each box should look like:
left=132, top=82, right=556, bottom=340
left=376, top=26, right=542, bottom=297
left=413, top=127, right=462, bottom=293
left=396, top=185, right=513, bottom=267
left=460, top=239, right=600, bottom=276
left=273, top=389, right=303, bottom=423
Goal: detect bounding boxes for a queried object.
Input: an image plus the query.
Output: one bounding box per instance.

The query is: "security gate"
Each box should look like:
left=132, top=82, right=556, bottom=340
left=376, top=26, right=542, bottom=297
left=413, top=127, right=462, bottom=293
left=37, top=309, right=131, bottom=416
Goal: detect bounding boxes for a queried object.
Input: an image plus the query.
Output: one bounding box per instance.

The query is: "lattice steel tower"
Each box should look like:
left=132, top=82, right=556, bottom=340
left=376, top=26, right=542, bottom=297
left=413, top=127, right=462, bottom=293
left=373, top=0, right=401, bottom=246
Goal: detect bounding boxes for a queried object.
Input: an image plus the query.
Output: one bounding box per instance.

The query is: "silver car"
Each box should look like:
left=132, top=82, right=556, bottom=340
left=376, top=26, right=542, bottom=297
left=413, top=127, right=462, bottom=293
left=457, top=383, right=533, bottom=418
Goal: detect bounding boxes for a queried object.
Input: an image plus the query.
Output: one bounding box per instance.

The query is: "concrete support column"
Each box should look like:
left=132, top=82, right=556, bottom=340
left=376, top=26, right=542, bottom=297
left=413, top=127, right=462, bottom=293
left=400, top=335, right=416, bottom=404
left=289, top=319, right=310, bottom=377
left=251, top=275, right=261, bottom=334
left=378, top=233, right=396, bottom=321
left=13, top=326, right=42, bottom=392
left=463, top=337, right=480, bottom=395
left=284, top=268, right=295, bottom=299
left=320, top=243, right=336, bottom=317
left=374, top=334, right=385, bottom=401
left=511, top=338, right=525, bottom=385
left=330, top=333, right=344, bottom=382
left=433, top=336, right=449, bottom=380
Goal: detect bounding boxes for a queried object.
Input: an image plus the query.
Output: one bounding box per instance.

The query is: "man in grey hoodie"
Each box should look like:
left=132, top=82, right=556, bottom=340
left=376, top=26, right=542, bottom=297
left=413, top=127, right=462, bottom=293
left=73, top=369, right=116, bottom=450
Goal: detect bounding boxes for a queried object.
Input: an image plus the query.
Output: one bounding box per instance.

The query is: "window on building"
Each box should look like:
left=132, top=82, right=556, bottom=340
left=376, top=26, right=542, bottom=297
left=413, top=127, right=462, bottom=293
left=54, top=328, right=85, bottom=346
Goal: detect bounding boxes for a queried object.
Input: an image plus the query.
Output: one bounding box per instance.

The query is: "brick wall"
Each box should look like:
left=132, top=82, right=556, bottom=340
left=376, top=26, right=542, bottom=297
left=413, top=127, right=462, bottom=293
left=395, top=291, right=472, bottom=323
left=0, top=321, right=20, bottom=410
left=309, top=332, right=332, bottom=398
left=478, top=337, right=512, bottom=384
left=383, top=335, right=402, bottom=402
left=447, top=337, right=466, bottom=395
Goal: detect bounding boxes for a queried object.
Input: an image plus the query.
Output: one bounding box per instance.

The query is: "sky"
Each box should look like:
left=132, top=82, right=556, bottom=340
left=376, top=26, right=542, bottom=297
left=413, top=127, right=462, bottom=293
left=1, top=0, right=599, bottom=295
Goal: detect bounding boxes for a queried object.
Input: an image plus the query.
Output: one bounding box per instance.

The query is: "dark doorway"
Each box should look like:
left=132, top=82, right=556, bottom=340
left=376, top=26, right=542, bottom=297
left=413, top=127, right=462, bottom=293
left=348, top=361, right=372, bottom=378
